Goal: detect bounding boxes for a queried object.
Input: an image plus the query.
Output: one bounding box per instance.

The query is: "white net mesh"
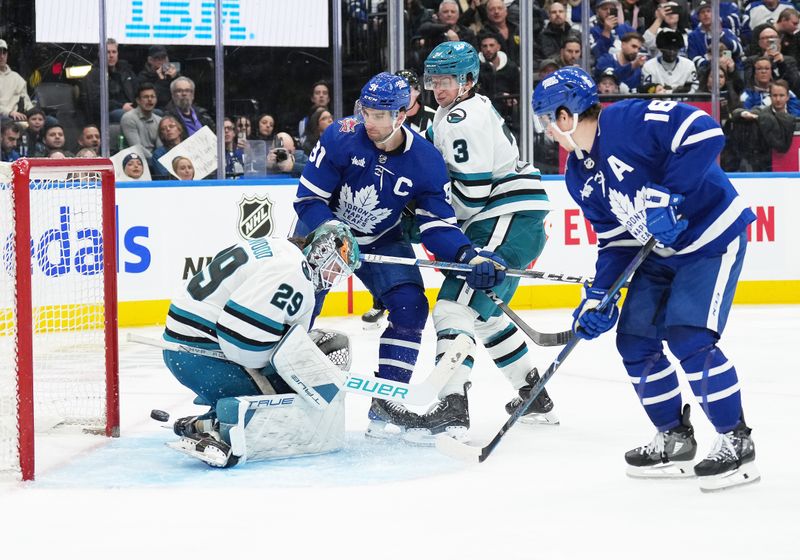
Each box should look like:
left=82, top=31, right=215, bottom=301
left=0, top=163, right=113, bottom=478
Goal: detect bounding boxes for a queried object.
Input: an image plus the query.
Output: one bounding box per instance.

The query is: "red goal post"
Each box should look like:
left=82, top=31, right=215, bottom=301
left=0, top=158, right=119, bottom=481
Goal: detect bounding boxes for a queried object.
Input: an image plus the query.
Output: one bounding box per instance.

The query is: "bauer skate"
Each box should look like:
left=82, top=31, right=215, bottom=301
left=625, top=404, right=697, bottom=478
left=695, top=421, right=760, bottom=492
left=403, top=382, right=471, bottom=446
left=365, top=397, right=422, bottom=440
left=505, top=368, right=559, bottom=426
left=361, top=301, right=387, bottom=331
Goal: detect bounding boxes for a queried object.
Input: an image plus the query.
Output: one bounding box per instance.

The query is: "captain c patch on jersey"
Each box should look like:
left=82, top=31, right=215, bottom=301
left=238, top=194, right=274, bottom=240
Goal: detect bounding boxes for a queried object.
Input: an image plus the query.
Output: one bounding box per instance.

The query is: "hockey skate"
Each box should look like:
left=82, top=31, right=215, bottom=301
left=166, top=431, right=240, bottom=468
left=505, top=368, right=559, bottom=426
left=403, top=382, right=471, bottom=446
left=172, top=412, right=217, bottom=438
left=361, top=301, right=387, bottom=330
left=695, top=421, right=760, bottom=493
left=365, top=397, right=422, bottom=439
left=625, top=404, right=698, bottom=478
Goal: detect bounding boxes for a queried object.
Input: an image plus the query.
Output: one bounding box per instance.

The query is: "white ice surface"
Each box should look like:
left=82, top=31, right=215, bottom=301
left=1, top=306, right=798, bottom=559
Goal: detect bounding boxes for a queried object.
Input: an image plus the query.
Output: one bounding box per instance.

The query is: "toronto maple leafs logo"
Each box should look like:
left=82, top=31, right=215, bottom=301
left=608, top=187, right=650, bottom=243
left=334, top=183, right=392, bottom=234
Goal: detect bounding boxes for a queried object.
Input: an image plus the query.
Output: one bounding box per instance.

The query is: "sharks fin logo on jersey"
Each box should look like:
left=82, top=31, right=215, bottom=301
left=339, top=118, right=358, bottom=133
left=238, top=195, right=274, bottom=240
left=447, top=108, right=467, bottom=123
left=334, top=183, right=392, bottom=233
left=609, top=187, right=650, bottom=243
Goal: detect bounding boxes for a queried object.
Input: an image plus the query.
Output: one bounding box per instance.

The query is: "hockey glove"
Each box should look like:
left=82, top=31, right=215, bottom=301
left=644, top=183, right=688, bottom=246
left=456, top=247, right=508, bottom=290
left=571, top=282, right=621, bottom=340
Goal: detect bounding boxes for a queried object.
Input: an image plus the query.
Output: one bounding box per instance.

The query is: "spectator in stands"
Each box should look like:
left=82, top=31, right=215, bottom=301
left=537, top=58, right=562, bottom=81
left=536, top=2, right=581, bottom=63
left=151, top=115, right=188, bottom=179
left=742, top=0, right=793, bottom=44
left=223, top=117, right=245, bottom=178
left=122, top=153, right=145, bottom=180
left=0, top=39, right=33, bottom=122
left=726, top=79, right=796, bottom=171
left=121, top=83, right=162, bottom=157
left=267, top=131, right=308, bottom=177
left=297, top=81, right=330, bottom=144
left=556, top=36, right=583, bottom=68
left=419, top=1, right=478, bottom=56
left=172, top=156, right=195, bottom=180
left=744, top=25, right=800, bottom=96
left=619, top=0, right=647, bottom=33
left=137, top=45, right=180, bottom=109
left=596, top=32, right=648, bottom=92
left=641, top=29, right=698, bottom=93
left=48, top=150, right=67, bottom=159
left=235, top=115, right=252, bottom=139
left=301, top=107, right=334, bottom=154
left=37, top=123, right=73, bottom=157
left=478, top=31, right=519, bottom=120
left=742, top=56, right=778, bottom=109
left=767, top=78, right=800, bottom=116
left=76, top=125, right=101, bottom=154
left=777, top=8, right=800, bottom=61
left=687, top=1, right=743, bottom=70
left=597, top=67, right=623, bottom=94
left=255, top=113, right=276, bottom=146
left=698, top=65, right=742, bottom=127
left=76, top=147, right=97, bottom=158
left=688, top=1, right=740, bottom=36
left=81, top=38, right=138, bottom=123
left=643, top=2, right=689, bottom=55
left=165, top=77, right=215, bottom=136
left=1, top=120, right=21, bottom=162
left=591, top=0, right=638, bottom=59
left=480, top=0, right=520, bottom=64
left=395, top=69, right=436, bottom=134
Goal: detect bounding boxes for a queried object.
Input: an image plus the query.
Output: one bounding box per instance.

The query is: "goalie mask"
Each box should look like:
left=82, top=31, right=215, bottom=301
left=303, top=223, right=360, bottom=293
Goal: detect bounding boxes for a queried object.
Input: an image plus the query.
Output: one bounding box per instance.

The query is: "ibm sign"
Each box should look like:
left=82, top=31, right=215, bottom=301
left=35, top=0, right=328, bottom=48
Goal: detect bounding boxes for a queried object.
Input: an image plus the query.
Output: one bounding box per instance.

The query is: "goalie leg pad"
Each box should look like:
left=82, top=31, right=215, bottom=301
left=271, top=325, right=348, bottom=410
left=216, top=393, right=345, bottom=462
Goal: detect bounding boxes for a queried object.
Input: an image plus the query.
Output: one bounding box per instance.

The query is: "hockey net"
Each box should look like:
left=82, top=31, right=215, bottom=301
left=0, top=159, right=119, bottom=481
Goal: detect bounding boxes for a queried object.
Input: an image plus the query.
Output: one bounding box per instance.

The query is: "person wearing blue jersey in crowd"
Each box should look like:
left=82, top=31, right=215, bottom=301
left=401, top=41, right=556, bottom=446
left=294, top=71, right=507, bottom=438
left=531, top=67, right=760, bottom=493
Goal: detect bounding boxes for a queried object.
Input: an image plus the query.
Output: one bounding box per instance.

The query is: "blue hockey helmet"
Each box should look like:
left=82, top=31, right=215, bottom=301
left=358, top=72, right=411, bottom=112
left=423, top=41, right=480, bottom=89
left=303, top=222, right=360, bottom=292
left=531, top=67, right=598, bottom=132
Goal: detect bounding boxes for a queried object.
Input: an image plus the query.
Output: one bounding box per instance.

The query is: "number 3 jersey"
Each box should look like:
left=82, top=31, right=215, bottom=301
left=294, top=118, right=470, bottom=261
left=164, top=237, right=316, bottom=369
left=565, top=99, right=756, bottom=290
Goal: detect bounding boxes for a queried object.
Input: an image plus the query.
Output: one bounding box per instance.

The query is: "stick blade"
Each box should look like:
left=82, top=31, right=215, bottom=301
left=435, top=434, right=483, bottom=463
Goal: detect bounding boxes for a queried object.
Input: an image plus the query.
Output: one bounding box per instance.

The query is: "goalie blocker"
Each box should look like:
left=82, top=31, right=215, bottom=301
left=166, top=326, right=470, bottom=467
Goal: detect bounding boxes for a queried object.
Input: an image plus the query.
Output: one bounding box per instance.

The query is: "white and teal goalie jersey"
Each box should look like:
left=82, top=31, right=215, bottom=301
left=428, top=93, right=550, bottom=225
left=164, top=237, right=316, bottom=369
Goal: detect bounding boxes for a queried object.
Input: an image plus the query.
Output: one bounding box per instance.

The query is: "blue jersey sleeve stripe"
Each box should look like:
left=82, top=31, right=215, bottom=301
left=670, top=110, right=707, bottom=152
left=596, top=224, right=627, bottom=239
left=298, top=176, right=332, bottom=199
left=681, top=128, right=724, bottom=148
left=675, top=196, right=749, bottom=256
left=418, top=220, right=461, bottom=233
left=224, top=300, right=289, bottom=336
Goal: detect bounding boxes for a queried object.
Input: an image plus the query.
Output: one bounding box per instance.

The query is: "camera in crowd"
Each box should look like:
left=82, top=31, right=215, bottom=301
left=273, top=136, right=288, bottom=162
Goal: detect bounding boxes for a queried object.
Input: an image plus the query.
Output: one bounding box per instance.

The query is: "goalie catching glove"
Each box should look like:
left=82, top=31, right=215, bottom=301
left=456, top=246, right=508, bottom=290
left=572, top=282, right=621, bottom=340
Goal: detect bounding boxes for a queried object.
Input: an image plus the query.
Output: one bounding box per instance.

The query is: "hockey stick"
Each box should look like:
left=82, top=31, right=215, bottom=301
left=485, top=289, right=573, bottom=347
left=126, top=332, right=469, bottom=406
left=361, top=253, right=581, bottom=346
left=360, top=253, right=595, bottom=285
left=436, top=237, right=658, bottom=463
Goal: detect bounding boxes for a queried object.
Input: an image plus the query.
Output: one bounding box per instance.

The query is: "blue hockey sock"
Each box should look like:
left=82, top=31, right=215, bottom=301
left=376, top=284, right=428, bottom=383
left=617, top=333, right=682, bottom=431
left=668, top=326, right=742, bottom=433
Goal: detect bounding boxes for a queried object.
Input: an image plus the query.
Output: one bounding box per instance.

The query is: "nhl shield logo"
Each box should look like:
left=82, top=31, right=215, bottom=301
left=238, top=195, right=274, bottom=239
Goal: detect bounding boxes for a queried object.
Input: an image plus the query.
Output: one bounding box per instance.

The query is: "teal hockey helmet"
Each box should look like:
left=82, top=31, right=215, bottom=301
left=423, top=41, right=480, bottom=89
left=303, top=222, right=360, bottom=292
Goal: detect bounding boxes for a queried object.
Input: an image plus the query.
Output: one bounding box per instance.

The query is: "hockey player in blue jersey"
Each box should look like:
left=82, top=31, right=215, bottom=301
left=532, top=67, right=760, bottom=492
left=403, top=41, right=557, bottom=445
left=294, top=71, right=507, bottom=438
